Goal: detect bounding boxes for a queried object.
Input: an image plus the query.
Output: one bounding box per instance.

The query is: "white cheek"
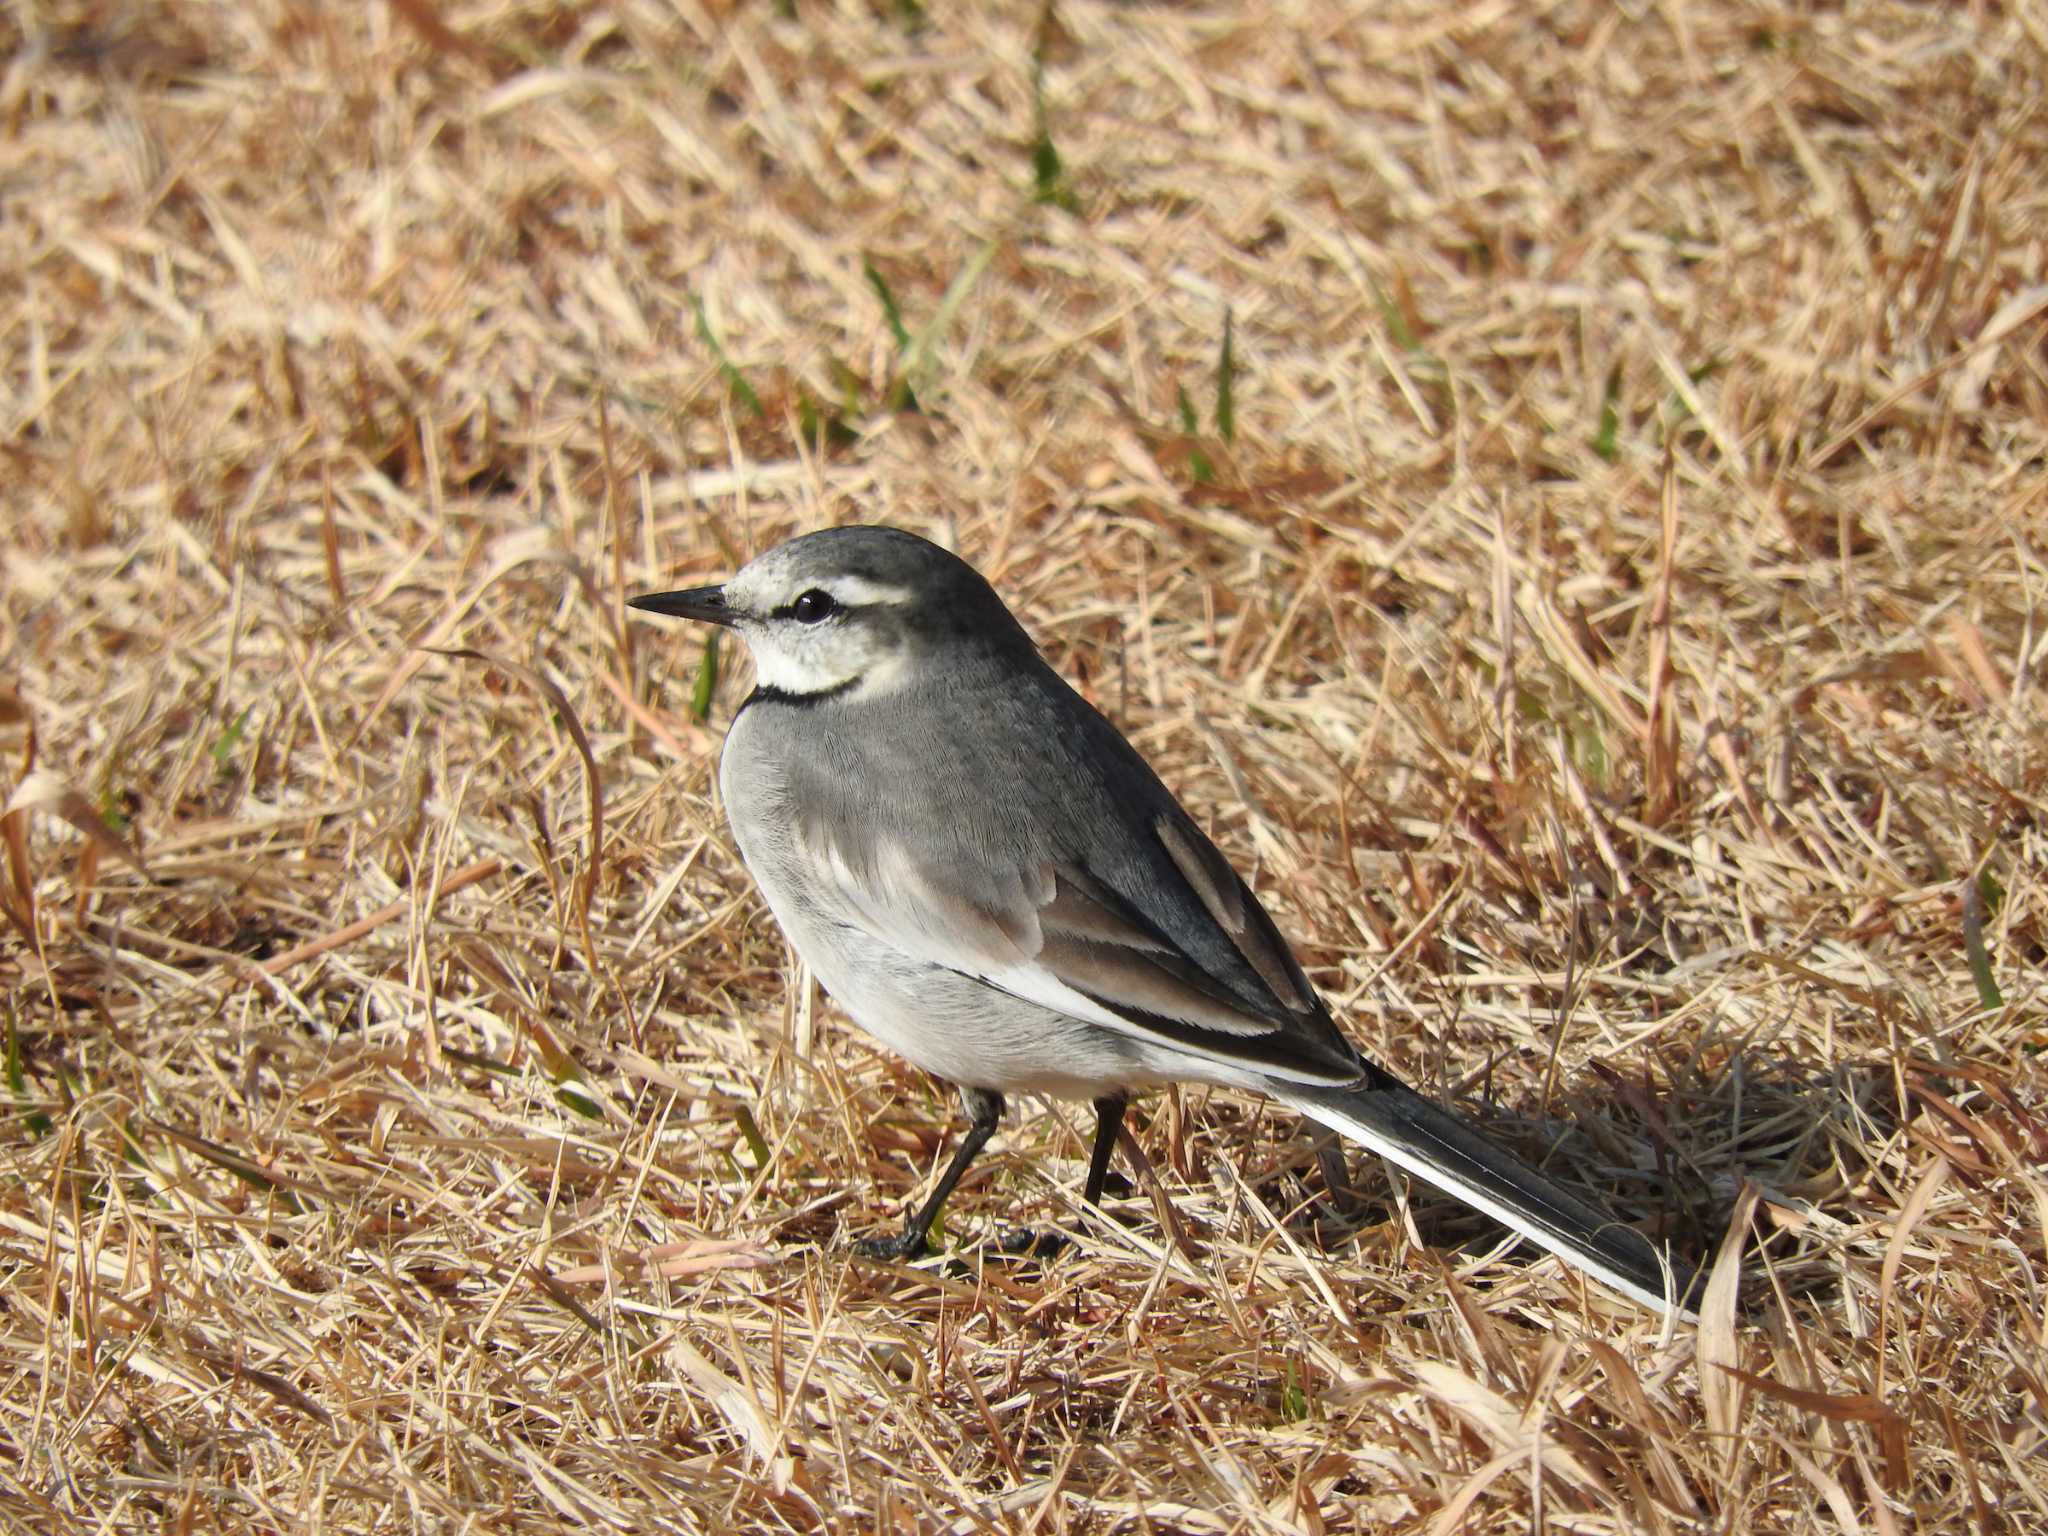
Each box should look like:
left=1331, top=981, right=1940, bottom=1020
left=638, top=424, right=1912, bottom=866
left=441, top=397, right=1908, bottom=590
left=737, top=621, right=907, bottom=699
left=747, top=636, right=850, bottom=694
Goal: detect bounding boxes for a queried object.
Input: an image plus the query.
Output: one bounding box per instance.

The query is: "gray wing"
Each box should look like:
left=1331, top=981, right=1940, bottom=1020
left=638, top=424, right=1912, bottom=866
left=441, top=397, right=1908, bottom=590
left=777, top=667, right=1364, bottom=1087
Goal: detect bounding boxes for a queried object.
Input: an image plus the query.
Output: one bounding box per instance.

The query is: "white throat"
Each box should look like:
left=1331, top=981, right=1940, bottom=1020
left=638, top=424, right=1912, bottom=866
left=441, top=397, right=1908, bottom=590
left=746, top=634, right=909, bottom=700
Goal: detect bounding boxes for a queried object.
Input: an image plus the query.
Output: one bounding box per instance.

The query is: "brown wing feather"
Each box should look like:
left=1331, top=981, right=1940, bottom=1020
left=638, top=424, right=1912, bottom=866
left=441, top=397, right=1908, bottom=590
left=1033, top=860, right=1361, bottom=1083
left=1152, top=814, right=1311, bottom=1012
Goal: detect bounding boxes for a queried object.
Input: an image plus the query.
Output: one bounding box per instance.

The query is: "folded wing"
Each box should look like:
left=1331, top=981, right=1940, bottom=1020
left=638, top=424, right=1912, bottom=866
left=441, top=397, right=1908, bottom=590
left=796, top=801, right=1361, bottom=1086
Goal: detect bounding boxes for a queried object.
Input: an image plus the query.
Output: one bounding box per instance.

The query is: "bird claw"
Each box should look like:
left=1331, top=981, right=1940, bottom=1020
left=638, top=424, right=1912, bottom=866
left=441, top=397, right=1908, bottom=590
left=856, top=1224, right=1071, bottom=1264
left=853, top=1225, right=930, bottom=1262
left=996, top=1227, right=1070, bottom=1260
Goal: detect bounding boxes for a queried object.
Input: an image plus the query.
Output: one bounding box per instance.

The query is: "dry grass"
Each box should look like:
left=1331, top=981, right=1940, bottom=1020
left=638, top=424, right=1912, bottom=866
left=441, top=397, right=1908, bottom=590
left=3, top=1, right=2046, bottom=1529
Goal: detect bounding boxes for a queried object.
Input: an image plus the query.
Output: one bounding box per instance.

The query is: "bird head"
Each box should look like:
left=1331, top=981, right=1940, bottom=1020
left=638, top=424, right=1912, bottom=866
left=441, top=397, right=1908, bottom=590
left=628, top=525, right=1031, bottom=702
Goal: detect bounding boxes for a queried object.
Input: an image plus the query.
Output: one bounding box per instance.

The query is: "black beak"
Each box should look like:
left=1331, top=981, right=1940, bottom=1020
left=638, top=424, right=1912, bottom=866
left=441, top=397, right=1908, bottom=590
left=627, top=584, right=735, bottom=626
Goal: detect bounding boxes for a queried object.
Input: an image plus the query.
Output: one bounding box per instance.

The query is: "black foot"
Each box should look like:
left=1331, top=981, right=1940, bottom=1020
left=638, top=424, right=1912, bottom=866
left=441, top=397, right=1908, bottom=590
left=997, top=1227, right=1071, bottom=1261
left=854, top=1222, right=931, bottom=1262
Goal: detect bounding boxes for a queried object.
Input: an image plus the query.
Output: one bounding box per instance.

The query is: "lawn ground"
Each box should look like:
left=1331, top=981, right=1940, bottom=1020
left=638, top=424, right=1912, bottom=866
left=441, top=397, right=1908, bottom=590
left=2, top=2, right=2045, bottom=1530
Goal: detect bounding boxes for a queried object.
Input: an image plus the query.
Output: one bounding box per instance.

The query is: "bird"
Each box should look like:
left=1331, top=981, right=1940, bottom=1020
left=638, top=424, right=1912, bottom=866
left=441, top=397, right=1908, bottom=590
left=629, top=525, right=1698, bottom=1319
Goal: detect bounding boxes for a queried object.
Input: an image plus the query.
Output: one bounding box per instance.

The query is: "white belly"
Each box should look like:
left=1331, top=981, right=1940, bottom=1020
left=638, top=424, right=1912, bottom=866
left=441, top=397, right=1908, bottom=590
left=717, top=706, right=1153, bottom=1100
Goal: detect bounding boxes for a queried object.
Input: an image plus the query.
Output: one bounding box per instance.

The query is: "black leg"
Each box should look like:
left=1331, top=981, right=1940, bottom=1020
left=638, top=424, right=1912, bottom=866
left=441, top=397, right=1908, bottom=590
left=996, top=1093, right=1132, bottom=1261
left=856, top=1087, right=1004, bottom=1261
left=1084, top=1094, right=1128, bottom=1206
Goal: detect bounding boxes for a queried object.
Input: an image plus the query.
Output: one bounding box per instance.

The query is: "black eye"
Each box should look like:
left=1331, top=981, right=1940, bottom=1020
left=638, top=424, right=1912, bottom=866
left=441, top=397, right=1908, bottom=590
left=791, top=589, right=836, bottom=624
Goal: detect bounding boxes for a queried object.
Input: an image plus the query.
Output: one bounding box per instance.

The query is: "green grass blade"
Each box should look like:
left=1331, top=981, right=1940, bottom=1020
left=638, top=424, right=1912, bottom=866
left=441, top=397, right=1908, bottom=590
left=1369, top=274, right=1419, bottom=351
left=139, top=1119, right=308, bottom=1213
left=1963, top=871, right=2004, bottom=1010
left=1592, top=362, right=1623, bottom=462
left=905, top=240, right=998, bottom=393
left=443, top=1047, right=522, bottom=1080
left=733, top=1103, right=771, bottom=1172
left=1280, top=1360, right=1309, bottom=1422
left=690, top=296, right=765, bottom=418
left=690, top=630, right=720, bottom=721
left=863, top=256, right=912, bottom=351
left=212, top=704, right=252, bottom=775
left=1215, top=308, right=1236, bottom=443
left=1030, top=123, right=1075, bottom=210
left=530, top=1268, right=612, bottom=1338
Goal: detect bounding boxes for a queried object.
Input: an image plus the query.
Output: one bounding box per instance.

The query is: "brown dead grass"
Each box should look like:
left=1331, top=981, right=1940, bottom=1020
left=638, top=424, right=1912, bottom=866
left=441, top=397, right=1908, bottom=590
left=3, top=1, right=2046, bottom=1530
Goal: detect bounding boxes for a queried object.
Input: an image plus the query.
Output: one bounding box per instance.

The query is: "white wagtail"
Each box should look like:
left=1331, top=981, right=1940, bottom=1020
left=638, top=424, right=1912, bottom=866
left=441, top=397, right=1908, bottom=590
left=631, top=526, right=1698, bottom=1318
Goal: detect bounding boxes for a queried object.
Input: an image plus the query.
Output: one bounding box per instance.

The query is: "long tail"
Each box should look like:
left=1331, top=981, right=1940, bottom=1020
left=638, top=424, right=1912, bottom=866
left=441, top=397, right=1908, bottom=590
left=1276, top=1079, right=1698, bottom=1321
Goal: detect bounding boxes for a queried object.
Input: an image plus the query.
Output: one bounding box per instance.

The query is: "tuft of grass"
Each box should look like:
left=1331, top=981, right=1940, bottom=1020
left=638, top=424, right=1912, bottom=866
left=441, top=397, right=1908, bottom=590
left=211, top=703, right=252, bottom=775
left=793, top=252, right=981, bottom=444
left=1278, top=1359, right=1310, bottom=1423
